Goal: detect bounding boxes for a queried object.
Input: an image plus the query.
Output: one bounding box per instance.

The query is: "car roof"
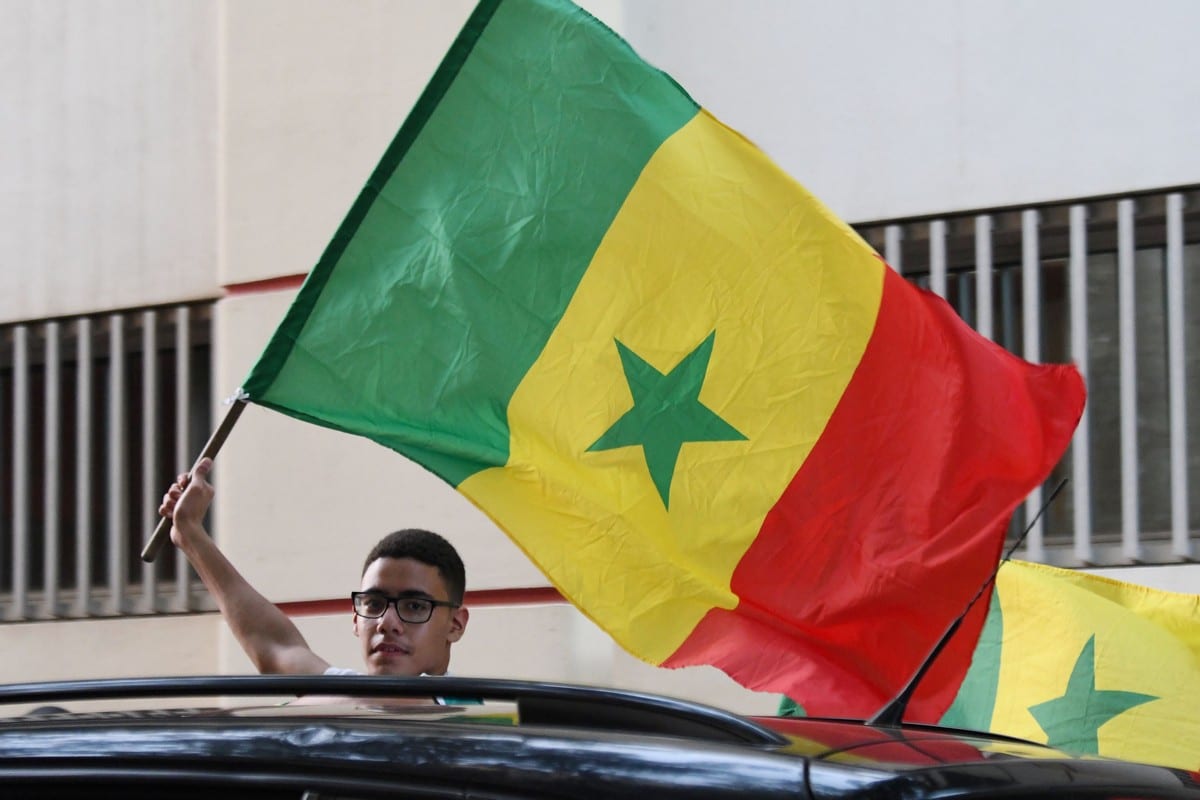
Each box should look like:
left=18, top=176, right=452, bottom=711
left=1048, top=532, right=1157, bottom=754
left=1, top=676, right=1197, bottom=800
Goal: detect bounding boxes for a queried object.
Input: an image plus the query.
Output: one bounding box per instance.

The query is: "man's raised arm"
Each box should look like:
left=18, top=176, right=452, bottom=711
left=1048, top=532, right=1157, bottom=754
left=161, top=458, right=331, bottom=675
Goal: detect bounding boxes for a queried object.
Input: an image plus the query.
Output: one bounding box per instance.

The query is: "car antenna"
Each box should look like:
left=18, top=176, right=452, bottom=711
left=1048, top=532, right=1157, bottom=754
left=866, top=477, right=1068, bottom=728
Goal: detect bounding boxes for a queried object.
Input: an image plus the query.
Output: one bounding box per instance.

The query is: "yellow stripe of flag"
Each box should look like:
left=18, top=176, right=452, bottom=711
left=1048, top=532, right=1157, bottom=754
left=459, top=110, right=884, bottom=661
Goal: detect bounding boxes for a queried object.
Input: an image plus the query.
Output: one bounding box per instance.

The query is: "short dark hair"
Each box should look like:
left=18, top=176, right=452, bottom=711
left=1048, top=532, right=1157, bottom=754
left=362, top=529, right=466, bottom=605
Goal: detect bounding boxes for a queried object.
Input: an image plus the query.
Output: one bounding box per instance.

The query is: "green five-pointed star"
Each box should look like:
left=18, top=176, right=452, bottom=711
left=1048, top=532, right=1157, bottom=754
left=1027, top=635, right=1157, bottom=754
left=588, top=332, right=746, bottom=508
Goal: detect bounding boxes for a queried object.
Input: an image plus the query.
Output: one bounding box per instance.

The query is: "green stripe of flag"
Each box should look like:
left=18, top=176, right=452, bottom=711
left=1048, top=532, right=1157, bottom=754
left=939, top=589, right=1003, bottom=731
left=243, top=0, right=699, bottom=485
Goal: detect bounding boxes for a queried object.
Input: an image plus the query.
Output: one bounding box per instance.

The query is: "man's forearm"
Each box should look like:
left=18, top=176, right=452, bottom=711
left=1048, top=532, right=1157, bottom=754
left=175, top=521, right=325, bottom=674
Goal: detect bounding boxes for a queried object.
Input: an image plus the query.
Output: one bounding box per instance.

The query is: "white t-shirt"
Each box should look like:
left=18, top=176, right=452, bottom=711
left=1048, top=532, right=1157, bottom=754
left=322, top=666, right=457, bottom=704
left=323, top=666, right=362, bottom=676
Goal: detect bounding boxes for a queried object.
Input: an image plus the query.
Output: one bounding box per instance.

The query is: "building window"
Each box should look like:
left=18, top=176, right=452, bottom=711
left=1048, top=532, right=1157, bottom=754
left=856, top=189, right=1200, bottom=566
left=0, top=302, right=214, bottom=620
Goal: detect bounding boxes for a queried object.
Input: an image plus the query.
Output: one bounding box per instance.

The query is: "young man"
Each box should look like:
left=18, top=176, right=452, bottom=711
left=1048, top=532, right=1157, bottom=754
left=160, top=458, right=469, bottom=676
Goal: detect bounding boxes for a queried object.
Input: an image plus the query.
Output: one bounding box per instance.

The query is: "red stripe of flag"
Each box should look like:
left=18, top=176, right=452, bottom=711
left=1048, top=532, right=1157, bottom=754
left=666, top=267, right=1083, bottom=720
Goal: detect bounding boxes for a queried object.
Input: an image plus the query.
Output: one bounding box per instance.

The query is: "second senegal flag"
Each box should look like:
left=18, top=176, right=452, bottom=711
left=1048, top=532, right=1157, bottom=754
left=242, top=0, right=1085, bottom=718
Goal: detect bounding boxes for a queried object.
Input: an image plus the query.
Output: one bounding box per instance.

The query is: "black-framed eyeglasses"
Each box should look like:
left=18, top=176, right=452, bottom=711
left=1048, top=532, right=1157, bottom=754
left=351, top=591, right=460, bottom=624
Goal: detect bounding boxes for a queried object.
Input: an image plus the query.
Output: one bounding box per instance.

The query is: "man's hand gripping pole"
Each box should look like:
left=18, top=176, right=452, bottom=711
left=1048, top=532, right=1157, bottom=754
left=141, top=395, right=248, bottom=563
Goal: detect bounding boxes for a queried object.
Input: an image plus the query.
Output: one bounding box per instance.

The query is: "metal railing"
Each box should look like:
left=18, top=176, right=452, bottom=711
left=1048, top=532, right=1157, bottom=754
left=857, top=187, right=1199, bottom=567
left=0, top=301, right=215, bottom=620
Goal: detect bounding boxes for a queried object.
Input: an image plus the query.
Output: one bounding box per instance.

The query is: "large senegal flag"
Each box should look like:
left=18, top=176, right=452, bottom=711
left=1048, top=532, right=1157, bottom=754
left=241, top=0, right=1085, bottom=718
left=783, top=562, right=1200, bottom=770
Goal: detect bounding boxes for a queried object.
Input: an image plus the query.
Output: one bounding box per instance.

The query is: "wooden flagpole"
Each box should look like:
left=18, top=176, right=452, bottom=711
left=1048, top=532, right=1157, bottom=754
left=141, top=396, right=249, bottom=563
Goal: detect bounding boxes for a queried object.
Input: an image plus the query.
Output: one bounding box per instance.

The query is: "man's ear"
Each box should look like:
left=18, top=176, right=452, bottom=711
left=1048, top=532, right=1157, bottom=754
left=447, top=606, right=469, bottom=643
left=352, top=612, right=361, bottom=638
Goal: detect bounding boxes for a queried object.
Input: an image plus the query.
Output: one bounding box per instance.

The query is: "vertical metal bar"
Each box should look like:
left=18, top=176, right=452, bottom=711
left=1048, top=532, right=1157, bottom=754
left=975, top=215, right=994, bottom=340
left=1116, top=199, right=1141, bottom=562
left=1020, top=210, right=1045, bottom=561
left=43, top=322, right=61, bottom=616
left=0, top=335, right=5, bottom=599
left=1165, top=193, right=1191, bottom=559
left=140, top=310, right=158, bottom=613
left=929, top=220, right=947, bottom=298
left=1000, top=265, right=1017, bottom=354
left=884, top=224, right=903, bottom=273
left=1069, top=205, right=1093, bottom=564
left=174, top=306, right=191, bottom=611
left=1021, top=211, right=1043, bottom=362
left=75, top=318, right=93, bottom=617
left=958, top=271, right=975, bottom=327
left=11, top=326, right=29, bottom=619
left=107, top=314, right=127, bottom=615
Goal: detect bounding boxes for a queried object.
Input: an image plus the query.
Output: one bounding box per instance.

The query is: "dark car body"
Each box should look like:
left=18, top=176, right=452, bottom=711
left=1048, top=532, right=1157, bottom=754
left=0, top=675, right=1195, bottom=799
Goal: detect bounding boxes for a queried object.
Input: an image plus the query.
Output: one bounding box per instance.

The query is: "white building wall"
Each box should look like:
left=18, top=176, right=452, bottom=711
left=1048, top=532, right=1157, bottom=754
left=619, top=0, right=1200, bottom=221
left=0, top=0, right=220, bottom=322
left=0, top=1, right=1194, bottom=706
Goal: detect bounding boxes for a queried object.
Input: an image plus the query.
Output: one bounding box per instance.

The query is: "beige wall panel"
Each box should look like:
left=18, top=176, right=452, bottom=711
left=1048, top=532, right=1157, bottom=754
left=1087, top=564, right=1199, bottom=595
left=0, top=0, right=219, bottom=322
left=222, top=0, right=476, bottom=287
left=456, top=603, right=608, bottom=685
left=213, top=290, right=547, bottom=605
left=0, top=614, right=220, bottom=684
left=603, top=649, right=781, bottom=715
left=482, top=602, right=780, bottom=714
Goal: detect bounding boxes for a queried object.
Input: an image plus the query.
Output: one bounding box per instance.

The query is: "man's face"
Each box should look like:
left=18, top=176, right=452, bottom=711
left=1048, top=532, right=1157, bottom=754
left=352, top=556, right=468, bottom=676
